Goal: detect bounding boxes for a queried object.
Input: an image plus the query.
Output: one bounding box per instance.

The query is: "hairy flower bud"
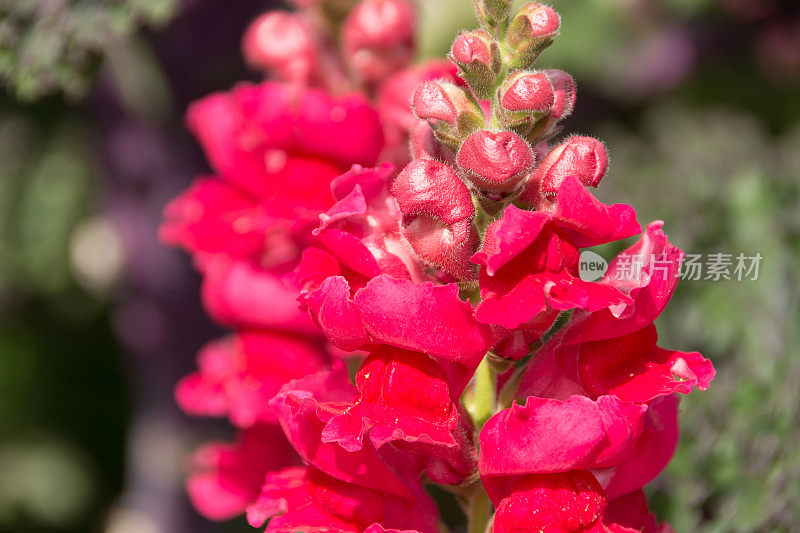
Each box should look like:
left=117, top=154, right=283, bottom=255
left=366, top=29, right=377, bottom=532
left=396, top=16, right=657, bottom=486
left=242, top=12, right=318, bottom=83
left=504, top=69, right=575, bottom=142
left=342, top=0, right=416, bottom=83
left=497, top=71, right=555, bottom=128
left=457, top=130, right=535, bottom=191
left=413, top=80, right=486, bottom=146
left=473, top=0, right=514, bottom=31
left=506, top=3, right=560, bottom=68
left=450, top=30, right=502, bottom=99
left=520, top=136, right=608, bottom=206
left=391, top=159, right=478, bottom=279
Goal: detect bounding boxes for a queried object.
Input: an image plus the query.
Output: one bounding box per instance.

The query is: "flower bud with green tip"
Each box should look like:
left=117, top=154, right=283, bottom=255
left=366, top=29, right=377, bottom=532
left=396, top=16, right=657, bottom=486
left=496, top=70, right=554, bottom=131
left=506, top=2, right=560, bottom=68
left=472, top=0, right=514, bottom=35
left=412, top=80, right=487, bottom=149
left=450, top=30, right=503, bottom=99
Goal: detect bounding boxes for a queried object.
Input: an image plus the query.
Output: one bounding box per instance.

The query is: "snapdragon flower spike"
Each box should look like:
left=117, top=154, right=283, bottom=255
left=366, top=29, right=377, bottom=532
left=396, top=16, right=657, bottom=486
left=506, top=2, right=561, bottom=68
left=391, top=158, right=479, bottom=279
left=342, top=0, right=417, bottom=84
left=412, top=80, right=486, bottom=148
left=242, top=12, right=318, bottom=84
left=520, top=135, right=609, bottom=207
left=450, top=30, right=502, bottom=99
left=456, top=129, right=536, bottom=192
left=167, top=0, right=712, bottom=530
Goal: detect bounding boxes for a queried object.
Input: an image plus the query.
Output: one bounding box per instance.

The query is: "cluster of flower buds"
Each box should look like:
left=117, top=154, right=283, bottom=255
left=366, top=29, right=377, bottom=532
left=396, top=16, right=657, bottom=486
left=242, top=0, right=418, bottom=89
left=397, top=0, right=600, bottom=278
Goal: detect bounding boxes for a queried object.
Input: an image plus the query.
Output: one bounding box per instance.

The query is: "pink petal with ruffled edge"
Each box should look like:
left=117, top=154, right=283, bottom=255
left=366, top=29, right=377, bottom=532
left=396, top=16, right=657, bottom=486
left=271, top=364, right=425, bottom=500
left=578, top=324, right=715, bottom=403
left=601, top=394, right=680, bottom=499
left=321, top=347, right=477, bottom=484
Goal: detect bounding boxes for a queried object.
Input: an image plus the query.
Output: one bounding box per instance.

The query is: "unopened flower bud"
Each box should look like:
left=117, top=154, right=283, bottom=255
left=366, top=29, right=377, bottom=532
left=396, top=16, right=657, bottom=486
left=498, top=70, right=555, bottom=118
left=242, top=12, right=318, bottom=83
left=507, top=3, right=560, bottom=68
left=402, top=218, right=478, bottom=281
left=392, top=159, right=474, bottom=224
left=457, top=130, right=535, bottom=191
left=473, top=0, right=514, bottom=31
left=450, top=30, right=502, bottom=99
left=391, top=159, right=478, bottom=279
left=520, top=136, right=608, bottom=206
left=342, top=0, right=416, bottom=83
left=413, top=80, right=486, bottom=145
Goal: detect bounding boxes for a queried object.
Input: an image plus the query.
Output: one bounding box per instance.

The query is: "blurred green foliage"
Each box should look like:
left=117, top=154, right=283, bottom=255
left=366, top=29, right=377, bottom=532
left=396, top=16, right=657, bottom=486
left=0, top=111, right=93, bottom=294
left=0, top=82, right=127, bottom=533
left=0, top=0, right=177, bottom=101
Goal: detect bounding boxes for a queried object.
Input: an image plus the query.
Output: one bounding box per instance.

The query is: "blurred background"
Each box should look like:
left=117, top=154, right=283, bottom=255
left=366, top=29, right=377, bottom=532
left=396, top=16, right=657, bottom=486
left=0, top=0, right=797, bottom=531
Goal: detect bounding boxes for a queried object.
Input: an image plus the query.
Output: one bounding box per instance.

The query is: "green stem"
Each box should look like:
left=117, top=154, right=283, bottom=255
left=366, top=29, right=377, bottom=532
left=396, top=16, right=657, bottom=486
left=468, top=489, right=492, bottom=533
left=465, top=356, right=496, bottom=533
left=471, top=356, right=497, bottom=428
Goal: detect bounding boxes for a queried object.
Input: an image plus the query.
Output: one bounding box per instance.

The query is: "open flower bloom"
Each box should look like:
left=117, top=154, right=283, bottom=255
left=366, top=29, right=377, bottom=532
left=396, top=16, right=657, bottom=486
left=519, top=222, right=715, bottom=402
left=288, top=163, right=428, bottom=294
left=246, top=466, right=438, bottom=533
left=472, top=176, right=641, bottom=333
left=479, top=395, right=672, bottom=533
left=301, top=274, right=495, bottom=387
left=265, top=364, right=442, bottom=531
left=322, top=346, right=478, bottom=485
left=162, top=82, right=384, bottom=265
